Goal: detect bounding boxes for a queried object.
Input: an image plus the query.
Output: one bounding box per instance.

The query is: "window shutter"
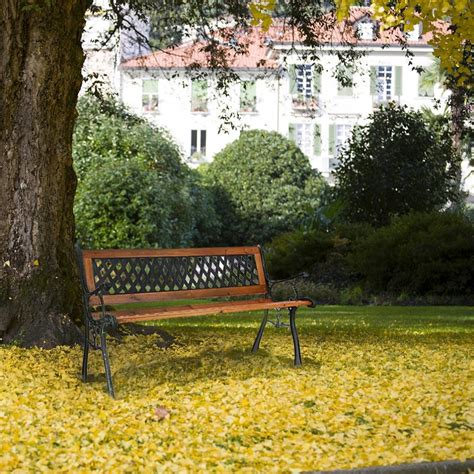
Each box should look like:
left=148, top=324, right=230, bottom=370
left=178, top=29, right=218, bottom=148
left=418, top=72, right=434, bottom=97
left=313, top=124, right=321, bottom=156
left=192, top=79, right=208, bottom=111
left=395, top=66, right=403, bottom=96
left=313, top=68, right=322, bottom=95
left=370, top=66, right=377, bottom=95
left=288, top=123, right=296, bottom=142
left=338, top=70, right=353, bottom=96
left=328, top=124, right=336, bottom=156
left=289, top=64, right=296, bottom=94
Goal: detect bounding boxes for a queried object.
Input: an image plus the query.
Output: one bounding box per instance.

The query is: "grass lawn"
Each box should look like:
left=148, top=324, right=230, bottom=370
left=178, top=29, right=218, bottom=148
left=1, top=306, right=473, bottom=472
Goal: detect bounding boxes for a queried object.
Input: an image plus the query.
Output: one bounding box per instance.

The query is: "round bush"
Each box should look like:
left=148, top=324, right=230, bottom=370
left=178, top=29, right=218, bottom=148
left=73, top=95, right=220, bottom=248
left=335, top=103, right=457, bottom=226
left=203, top=130, right=328, bottom=244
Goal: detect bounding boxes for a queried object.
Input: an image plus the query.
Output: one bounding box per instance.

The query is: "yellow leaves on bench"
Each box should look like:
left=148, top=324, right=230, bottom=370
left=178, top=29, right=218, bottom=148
left=0, top=325, right=472, bottom=472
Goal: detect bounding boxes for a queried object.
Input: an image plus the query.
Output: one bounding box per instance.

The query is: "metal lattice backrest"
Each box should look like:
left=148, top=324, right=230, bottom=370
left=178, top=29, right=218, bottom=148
left=82, top=247, right=267, bottom=304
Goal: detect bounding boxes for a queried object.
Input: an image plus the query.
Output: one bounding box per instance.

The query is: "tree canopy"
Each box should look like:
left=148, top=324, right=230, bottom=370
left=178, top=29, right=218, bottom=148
left=335, top=103, right=457, bottom=226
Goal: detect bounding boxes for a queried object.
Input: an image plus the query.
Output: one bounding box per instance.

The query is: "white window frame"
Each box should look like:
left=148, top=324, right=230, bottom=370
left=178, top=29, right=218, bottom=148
left=191, top=129, right=207, bottom=157
left=296, top=65, right=313, bottom=99
left=376, top=66, right=393, bottom=102
left=142, top=79, right=159, bottom=113
left=294, top=123, right=312, bottom=157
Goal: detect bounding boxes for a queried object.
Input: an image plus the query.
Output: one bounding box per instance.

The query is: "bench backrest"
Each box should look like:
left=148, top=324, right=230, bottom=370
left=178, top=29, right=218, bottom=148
left=80, top=246, right=268, bottom=305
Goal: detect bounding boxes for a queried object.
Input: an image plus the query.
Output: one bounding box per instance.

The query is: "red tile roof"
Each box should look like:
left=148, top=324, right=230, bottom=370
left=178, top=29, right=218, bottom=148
left=121, top=8, right=438, bottom=71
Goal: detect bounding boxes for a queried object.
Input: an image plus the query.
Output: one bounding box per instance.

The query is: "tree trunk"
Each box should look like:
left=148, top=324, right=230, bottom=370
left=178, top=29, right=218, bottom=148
left=0, top=0, right=91, bottom=347
left=449, top=86, right=468, bottom=204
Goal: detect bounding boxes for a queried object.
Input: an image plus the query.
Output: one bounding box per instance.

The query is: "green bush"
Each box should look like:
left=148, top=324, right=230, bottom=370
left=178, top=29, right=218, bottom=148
left=265, top=229, right=334, bottom=279
left=73, top=95, right=220, bottom=248
left=203, top=130, right=328, bottom=244
left=335, top=103, right=458, bottom=226
left=350, top=212, right=474, bottom=296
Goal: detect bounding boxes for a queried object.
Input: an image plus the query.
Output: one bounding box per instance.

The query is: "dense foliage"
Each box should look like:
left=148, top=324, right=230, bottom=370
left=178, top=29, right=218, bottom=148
left=350, top=212, right=474, bottom=297
left=335, top=104, right=457, bottom=226
left=267, top=210, right=474, bottom=302
left=73, top=95, right=220, bottom=248
left=203, top=130, right=328, bottom=245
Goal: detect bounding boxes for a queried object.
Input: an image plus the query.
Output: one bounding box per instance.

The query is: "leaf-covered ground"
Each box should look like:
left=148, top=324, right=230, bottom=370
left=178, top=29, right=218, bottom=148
left=1, top=306, right=473, bottom=472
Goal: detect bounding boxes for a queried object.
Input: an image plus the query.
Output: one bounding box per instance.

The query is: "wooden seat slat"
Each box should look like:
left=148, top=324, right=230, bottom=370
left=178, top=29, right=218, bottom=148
left=93, top=298, right=312, bottom=324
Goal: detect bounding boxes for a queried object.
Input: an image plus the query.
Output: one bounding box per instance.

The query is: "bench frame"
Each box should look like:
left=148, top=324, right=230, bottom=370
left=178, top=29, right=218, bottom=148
left=76, top=245, right=314, bottom=397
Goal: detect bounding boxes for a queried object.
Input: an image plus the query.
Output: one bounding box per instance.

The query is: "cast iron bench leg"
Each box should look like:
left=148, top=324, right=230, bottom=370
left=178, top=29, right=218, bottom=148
left=81, top=319, right=90, bottom=383
left=252, top=309, right=269, bottom=353
left=289, top=307, right=302, bottom=366
left=100, top=329, right=115, bottom=398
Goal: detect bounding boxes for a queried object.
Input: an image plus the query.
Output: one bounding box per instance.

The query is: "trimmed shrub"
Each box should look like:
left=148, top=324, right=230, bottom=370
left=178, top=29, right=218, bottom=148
left=203, top=130, right=328, bottom=244
left=335, top=103, right=458, bottom=226
left=73, top=95, right=220, bottom=248
left=350, top=212, right=474, bottom=296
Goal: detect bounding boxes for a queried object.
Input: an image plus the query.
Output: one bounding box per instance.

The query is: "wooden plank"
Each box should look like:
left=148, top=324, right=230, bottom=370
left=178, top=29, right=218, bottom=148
left=254, top=249, right=268, bottom=288
left=82, top=246, right=260, bottom=259
left=83, top=257, right=96, bottom=293
left=91, top=298, right=313, bottom=323
left=89, top=284, right=267, bottom=306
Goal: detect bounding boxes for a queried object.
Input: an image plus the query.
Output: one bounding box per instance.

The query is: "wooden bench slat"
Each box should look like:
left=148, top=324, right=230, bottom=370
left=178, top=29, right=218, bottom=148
left=83, top=246, right=261, bottom=259
left=92, top=298, right=312, bottom=324
left=90, top=284, right=268, bottom=305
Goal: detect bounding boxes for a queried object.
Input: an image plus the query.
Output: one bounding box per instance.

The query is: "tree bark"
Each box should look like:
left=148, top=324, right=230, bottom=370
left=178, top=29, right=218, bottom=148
left=0, top=0, right=91, bottom=347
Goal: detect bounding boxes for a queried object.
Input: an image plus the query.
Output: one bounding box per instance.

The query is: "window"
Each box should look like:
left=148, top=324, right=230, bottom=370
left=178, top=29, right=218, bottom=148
left=336, top=124, right=353, bottom=154
left=142, top=79, right=159, bottom=112
left=191, top=79, right=208, bottom=112
left=289, top=65, right=321, bottom=110
left=371, top=66, right=402, bottom=102
left=289, top=123, right=312, bottom=156
left=328, top=123, right=353, bottom=158
left=375, top=66, right=393, bottom=102
left=296, top=65, right=313, bottom=99
left=240, top=80, right=257, bottom=112
left=191, top=130, right=206, bottom=156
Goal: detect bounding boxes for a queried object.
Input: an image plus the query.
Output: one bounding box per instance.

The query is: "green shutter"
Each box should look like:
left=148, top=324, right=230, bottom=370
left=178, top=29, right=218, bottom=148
left=370, top=66, right=377, bottom=95
left=338, top=70, right=353, bottom=96
left=313, top=68, right=322, bottom=95
left=143, top=79, right=159, bottom=93
left=313, top=124, right=321, bottom=156
left=328, top=124, right=336, bottom=156
left=240, top=80, right=257, bottom=111
left=288, top=123, right=296, bottom=142
left=395, top=66, right=403, bottom=96
left=418, top=71, right=434, bottom=97
left=289, top=64, right=296, bottom=94
left=192, top=79, right=208, bottom=111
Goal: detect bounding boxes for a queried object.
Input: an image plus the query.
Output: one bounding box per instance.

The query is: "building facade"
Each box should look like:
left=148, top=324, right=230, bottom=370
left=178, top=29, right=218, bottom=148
left=114, top=12, right=445, bottom=177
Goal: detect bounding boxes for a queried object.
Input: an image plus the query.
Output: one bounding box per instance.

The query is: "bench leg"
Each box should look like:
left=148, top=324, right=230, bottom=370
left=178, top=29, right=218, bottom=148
left=81, top=319, right=90, bottom=383
left=252, top=309, right=268, bottom=353
left=100, top=329, right=115, bottom=398
left=289, top=307, right=302, bottom=366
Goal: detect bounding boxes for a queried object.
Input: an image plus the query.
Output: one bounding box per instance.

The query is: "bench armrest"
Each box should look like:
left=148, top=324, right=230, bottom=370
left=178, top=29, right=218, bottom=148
left=268, top=272, right=310, bottom=301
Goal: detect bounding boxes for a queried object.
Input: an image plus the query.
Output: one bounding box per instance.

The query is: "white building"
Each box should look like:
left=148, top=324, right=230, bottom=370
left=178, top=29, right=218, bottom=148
left=84, top=7, right=472, bottom=192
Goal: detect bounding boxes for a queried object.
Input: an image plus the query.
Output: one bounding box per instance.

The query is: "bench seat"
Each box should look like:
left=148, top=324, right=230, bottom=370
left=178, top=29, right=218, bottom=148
left=93, top=298, right=312, bottom=324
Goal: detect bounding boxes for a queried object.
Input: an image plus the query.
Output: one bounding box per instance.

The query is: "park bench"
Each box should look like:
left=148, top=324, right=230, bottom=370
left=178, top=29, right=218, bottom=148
left=76, top=245, right=315, bottom=397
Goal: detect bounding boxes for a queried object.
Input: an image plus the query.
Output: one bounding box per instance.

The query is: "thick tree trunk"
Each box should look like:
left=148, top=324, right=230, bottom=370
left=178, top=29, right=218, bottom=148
left=0, top=0, right=91, bottom=347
